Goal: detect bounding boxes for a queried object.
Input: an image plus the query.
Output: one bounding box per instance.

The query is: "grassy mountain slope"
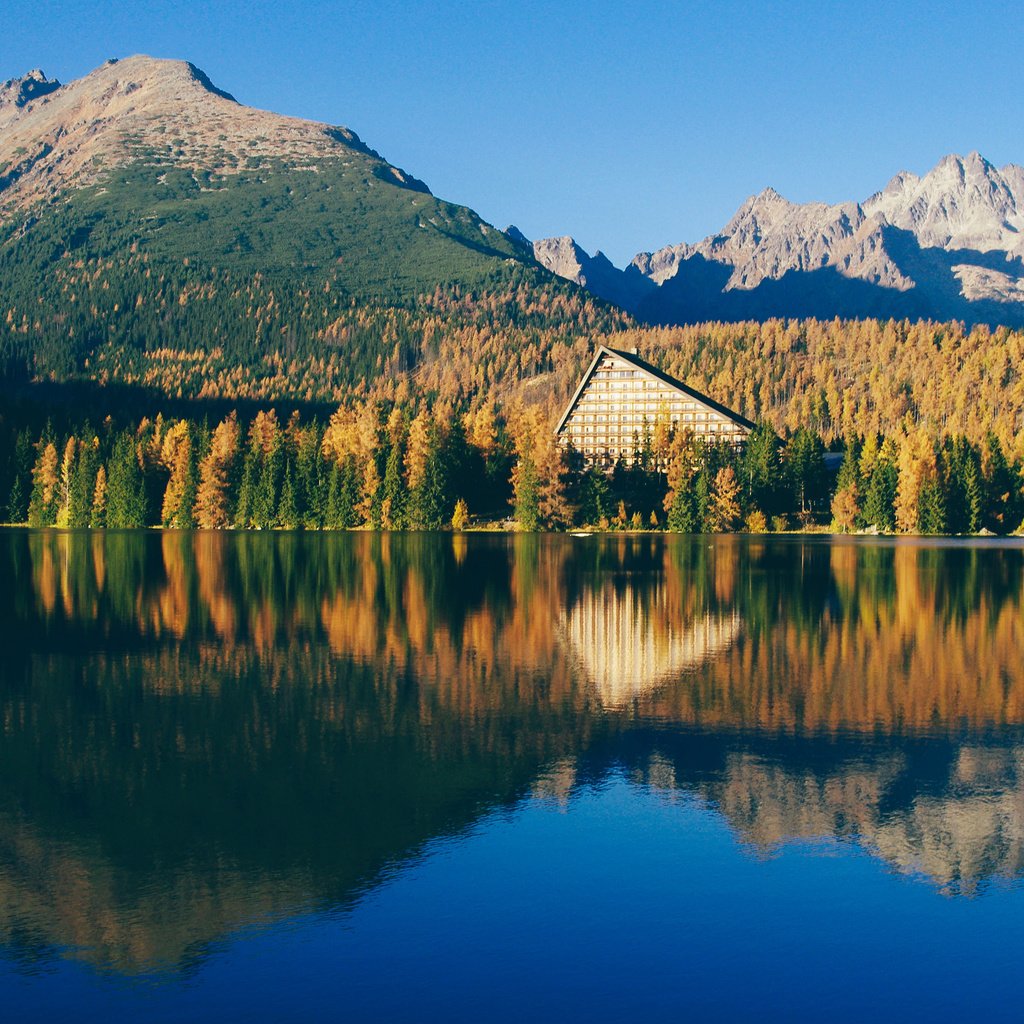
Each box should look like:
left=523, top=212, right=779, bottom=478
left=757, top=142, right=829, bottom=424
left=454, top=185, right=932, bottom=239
left=0, top=56, right=624, bottom=394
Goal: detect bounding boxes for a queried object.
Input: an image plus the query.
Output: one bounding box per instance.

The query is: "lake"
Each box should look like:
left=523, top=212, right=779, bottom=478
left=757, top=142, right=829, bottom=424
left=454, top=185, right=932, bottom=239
left=1, top=529, right=1023, bottom=1022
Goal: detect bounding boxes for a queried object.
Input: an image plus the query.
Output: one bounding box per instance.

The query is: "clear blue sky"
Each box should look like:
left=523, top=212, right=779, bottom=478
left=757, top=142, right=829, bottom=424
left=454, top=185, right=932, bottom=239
left=7, top=1, right=1023, bottom=266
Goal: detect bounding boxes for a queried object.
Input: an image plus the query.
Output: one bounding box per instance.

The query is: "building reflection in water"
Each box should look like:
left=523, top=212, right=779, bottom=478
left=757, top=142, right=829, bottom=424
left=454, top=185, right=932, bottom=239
left=0, top=530, right=1023, bottom=975
left=560, top=575, right=741, bottom=708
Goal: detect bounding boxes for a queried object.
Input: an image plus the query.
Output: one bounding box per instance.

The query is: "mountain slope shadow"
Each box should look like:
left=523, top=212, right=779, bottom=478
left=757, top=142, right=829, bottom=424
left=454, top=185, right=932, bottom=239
left=635, top=253, right=926, bottom=325
left=881, top=225, right=1024, bottom=325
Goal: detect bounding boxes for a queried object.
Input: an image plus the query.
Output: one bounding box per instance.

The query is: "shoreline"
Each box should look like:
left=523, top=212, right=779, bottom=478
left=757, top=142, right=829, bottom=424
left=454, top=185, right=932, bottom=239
left=2, top=523, right=1021, bottom=541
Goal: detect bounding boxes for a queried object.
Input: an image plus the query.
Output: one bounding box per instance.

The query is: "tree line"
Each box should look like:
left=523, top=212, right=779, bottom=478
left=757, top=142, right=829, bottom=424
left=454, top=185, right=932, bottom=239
left=2, top=397, right=1021, bottom=534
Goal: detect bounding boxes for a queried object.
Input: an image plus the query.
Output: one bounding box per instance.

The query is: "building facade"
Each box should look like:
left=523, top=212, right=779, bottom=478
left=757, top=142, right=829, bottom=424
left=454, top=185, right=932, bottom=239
left=555, top=346, right=754, bottom=466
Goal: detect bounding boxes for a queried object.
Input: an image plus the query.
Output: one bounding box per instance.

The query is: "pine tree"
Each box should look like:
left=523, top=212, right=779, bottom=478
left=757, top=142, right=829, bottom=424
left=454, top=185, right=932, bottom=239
left=917, top=478, right=948, bottom=534
left=106, top=432, right=147, bottom=528
left=785, top=428, right=827, bottom=521
left=339, top=455, right=362, bottom=528
left=381, top=438, right=408, bottom=529
left=296, top=425, right=325, bottom=529
left=863, top=461, right=898, bottom=533
left=742, top=423, right=784, bottom=516
left=252, top=439, right=283, bottom=529
left=512, top=455, right=540, bottom=531
left=70, top=437, right=99, bottom=528
left=235, top=445, right=260, bottom=528
left=981, top=432, right=1016, bottom=533
left=5, top=429, right=34, bottom=523
left=577, top=468, right=610, bottom=526
left=667, top=484, right=700, bottom=533
left=695, top=469, right=711, bottom=531
left=277, top=461, right=300, bottom=529
left=963, top=452, right=983, bottom=534
left=411, top=430, right=449, bottom=530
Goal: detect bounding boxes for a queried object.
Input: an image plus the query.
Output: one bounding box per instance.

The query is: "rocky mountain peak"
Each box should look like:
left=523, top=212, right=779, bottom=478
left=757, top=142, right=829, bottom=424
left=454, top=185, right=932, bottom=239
left=504, top=224, right=532, bottom=247
left=0, top=68, right=61, bottom=114
left=0, top=55, right=426, bottom=215
left=863, top=151, right=1023, bottom=252
left=537, top=151, right=1024, bottom=325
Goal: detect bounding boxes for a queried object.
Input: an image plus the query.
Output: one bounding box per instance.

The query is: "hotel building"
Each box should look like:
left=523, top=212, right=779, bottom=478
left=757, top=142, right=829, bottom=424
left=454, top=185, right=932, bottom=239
left=555, top=345, right=754, bottom=466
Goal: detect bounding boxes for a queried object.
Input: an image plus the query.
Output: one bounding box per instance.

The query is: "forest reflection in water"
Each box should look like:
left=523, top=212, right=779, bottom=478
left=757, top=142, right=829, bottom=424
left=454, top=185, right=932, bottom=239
left=0, top=529, right=1023, bottom=978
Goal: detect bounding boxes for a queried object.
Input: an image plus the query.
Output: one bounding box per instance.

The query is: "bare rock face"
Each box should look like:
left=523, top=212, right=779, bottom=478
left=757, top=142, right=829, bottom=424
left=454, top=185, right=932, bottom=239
left=0, top=69, right=61, bottom=119
left=536, top=151, right=1024, bottom=325
left=864, top=152, right=1024, bottom=255
left=532, top=235, right=654, bottom=312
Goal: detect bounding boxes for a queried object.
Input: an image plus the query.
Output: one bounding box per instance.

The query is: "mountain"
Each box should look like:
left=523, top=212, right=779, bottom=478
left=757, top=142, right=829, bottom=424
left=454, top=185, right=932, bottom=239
left=534, top=152, right=1024, bottom=326
left=525, top=232, right=655, bottom=311
left=0, top=56, right=620, bottom=395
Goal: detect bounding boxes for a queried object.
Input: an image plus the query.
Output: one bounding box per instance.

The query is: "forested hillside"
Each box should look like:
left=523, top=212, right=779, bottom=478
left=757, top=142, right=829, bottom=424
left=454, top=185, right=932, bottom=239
left=0, top=56, right=627, bottom=391
left=1, top=58, right=1022, bottom=535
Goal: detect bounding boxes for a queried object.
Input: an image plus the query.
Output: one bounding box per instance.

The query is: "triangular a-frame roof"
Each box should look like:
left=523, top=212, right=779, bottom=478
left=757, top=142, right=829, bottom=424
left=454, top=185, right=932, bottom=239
left=555, top=345, right=755, bottom=435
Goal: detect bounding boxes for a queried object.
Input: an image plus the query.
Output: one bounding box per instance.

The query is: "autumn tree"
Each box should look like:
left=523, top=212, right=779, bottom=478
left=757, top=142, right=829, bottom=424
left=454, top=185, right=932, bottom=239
left=195, top=413, right=241, bottom=529
left=161, top=422, right=199, bottom=528
left=708, top=466, right=742, bottom=532
left=28, top=440, right=59, bottom=527
left=55, top=437, right=77, bottom=528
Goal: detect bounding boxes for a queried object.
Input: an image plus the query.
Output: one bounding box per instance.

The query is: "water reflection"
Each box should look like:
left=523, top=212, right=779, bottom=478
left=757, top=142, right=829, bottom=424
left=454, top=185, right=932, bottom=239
left=0, top=531, right=1023, bottom=975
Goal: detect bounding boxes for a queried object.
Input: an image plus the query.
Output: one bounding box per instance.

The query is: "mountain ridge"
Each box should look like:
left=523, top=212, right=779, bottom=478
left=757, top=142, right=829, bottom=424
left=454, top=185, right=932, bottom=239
left=533, top=151, right=1024, bottom=326
left=0, top=55, right=631, bottom=394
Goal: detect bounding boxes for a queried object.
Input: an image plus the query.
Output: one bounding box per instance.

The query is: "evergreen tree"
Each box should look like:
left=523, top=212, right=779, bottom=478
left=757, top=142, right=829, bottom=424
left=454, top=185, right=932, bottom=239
left=277, top=461, right=300, bottom=529
left=381, top=438, right=408, bottom=529
left=512, top=455, right=541, bottom=531
left=576, top=467, right=611, bottom=526
left=667, top=480, right=701, bottom=532
left=981, top=432, right=1016, bottom=533
left=785, top=428, right=827, bottom=520
left=917, top=479, right=947, bottom=534
left=6, top=429, right=34, bottom=523
left=963, top=452, right=983, bottom=534
left=70, top=437, right=99, bottom=528
left=106, top=432, right=147, bottom=528
left=252, top=440, right=283, bottom=529
left=742, top=423, right=784, bottom=516
left=410, top=429, right=449, bottom=530
left=325, top=462, right=342, bottom=529
left=862, top=461, right=898, bottom=532
left=235, top=445, right=260, bottom=528
left=296, top=425, right=325, bottom=529
left=695, top=468, right=711, bottom=531
left=942, top=437, right=980, bottom=535
left=338, top=456, right=361, bottom=528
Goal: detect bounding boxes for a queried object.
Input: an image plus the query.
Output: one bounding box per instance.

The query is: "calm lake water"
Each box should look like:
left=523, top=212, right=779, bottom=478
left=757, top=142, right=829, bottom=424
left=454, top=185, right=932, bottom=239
left=1, top=529, right=1023, bottom=1022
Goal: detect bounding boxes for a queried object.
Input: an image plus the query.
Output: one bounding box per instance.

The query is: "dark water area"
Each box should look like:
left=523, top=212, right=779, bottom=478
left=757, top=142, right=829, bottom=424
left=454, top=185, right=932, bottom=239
left=1, top=529, right=1023, bottom=1022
